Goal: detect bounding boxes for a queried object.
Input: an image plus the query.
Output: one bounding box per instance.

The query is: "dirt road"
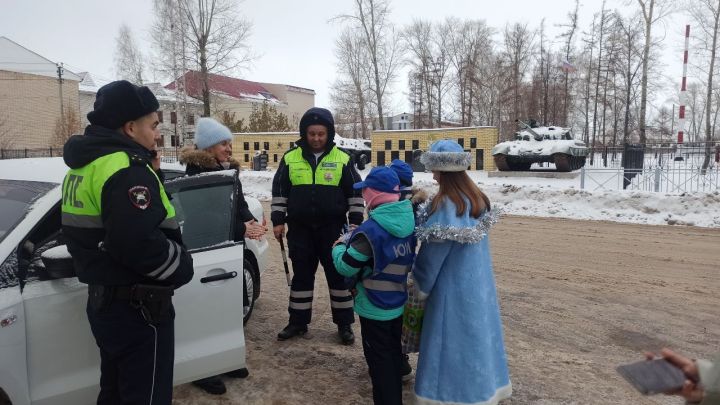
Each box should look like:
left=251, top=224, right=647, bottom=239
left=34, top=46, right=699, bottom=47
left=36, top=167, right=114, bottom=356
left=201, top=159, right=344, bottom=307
left=173, top=208, right=720, bottom=404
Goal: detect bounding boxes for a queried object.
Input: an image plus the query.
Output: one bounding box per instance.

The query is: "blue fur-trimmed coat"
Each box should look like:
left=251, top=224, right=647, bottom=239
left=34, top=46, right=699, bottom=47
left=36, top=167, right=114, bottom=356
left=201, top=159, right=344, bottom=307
left=412, top=197, right=512, bottom=405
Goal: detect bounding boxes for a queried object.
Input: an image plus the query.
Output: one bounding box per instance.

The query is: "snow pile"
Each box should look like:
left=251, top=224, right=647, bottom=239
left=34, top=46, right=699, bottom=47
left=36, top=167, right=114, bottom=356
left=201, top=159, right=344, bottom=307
left=2, top=158, right=719, bottom=228
left=236, top=168, right=720, bottom=228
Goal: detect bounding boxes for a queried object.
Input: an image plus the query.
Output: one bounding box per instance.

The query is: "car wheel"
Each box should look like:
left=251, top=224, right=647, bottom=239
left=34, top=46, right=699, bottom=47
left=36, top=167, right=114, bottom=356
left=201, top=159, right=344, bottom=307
left=243, top=256, right=260, bottom=325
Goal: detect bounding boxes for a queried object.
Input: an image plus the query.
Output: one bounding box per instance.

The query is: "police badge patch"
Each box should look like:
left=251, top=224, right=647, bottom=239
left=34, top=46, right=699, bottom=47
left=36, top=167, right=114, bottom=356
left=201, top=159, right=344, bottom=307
left=128, top=186, right=151, bottom=210
left=324, top=172, right=334, bottom=181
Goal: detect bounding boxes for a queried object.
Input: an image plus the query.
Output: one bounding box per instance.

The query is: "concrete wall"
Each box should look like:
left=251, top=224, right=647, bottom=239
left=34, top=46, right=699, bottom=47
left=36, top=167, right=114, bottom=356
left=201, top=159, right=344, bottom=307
left=0, top=70, right=79, bottom=149
left=370, top=127, right=499, bottom=171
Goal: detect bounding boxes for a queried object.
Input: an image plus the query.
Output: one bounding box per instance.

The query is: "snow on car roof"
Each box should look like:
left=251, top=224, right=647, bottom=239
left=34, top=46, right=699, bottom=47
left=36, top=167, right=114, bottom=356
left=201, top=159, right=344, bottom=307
left=0, top=157, right=69, bottom=184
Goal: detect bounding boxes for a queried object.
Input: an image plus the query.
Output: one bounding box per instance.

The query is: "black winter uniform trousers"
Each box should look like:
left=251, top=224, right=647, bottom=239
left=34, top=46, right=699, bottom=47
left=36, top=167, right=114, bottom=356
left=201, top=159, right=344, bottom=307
left=87, top=298, right=175, bottom=405
left=286, top=221, right=354, bottom=326
left=360, top=316, right=403, bottom=405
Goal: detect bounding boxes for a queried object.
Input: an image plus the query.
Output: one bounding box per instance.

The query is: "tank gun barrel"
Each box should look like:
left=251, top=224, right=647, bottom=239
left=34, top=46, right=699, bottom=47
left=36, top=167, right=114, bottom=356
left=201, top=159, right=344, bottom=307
left=516, top=119, right=542, bottom=141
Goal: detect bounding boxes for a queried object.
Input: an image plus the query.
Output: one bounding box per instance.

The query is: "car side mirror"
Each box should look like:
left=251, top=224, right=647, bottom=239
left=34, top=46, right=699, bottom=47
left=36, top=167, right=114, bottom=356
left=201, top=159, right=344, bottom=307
left=41, top=245, right=76, bottom=279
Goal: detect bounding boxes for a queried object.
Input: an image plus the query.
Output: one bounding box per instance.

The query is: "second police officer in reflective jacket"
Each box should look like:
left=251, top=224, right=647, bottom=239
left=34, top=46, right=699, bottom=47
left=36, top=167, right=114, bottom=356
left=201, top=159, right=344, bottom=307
left=271, top=107, right=364, bottom=344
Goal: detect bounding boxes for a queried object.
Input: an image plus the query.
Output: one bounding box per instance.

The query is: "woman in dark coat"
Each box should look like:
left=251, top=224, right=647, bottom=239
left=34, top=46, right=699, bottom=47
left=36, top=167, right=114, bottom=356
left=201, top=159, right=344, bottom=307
left=179, top=117, right=266, bottom=395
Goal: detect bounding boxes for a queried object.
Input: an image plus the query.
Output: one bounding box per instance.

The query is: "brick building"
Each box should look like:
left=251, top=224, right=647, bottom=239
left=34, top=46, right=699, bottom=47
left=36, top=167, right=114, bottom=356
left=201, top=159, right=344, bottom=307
left=0, top=36, right=81, bottom=149
left=370, top=127, right=499, bottom=171
left=167, top=71, right=315, bottom=127
left=232, top=132, right=299, bottom=169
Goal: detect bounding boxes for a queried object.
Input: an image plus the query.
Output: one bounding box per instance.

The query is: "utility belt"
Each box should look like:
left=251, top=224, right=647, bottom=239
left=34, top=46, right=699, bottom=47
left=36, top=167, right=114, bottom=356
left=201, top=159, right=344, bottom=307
left=88, top=284, right=174, bottom=324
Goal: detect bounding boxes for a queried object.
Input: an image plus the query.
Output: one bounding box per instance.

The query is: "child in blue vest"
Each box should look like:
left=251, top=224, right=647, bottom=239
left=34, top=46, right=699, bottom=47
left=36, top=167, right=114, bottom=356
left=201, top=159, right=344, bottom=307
left=333, top=166, right=416, bottom=405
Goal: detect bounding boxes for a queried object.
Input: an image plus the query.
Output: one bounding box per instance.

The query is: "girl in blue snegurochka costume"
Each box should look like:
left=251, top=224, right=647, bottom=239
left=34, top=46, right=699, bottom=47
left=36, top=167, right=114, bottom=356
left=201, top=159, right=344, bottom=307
left=413, top=139, right=511, bottom=405
left=332, top=166, right=416, bottom=405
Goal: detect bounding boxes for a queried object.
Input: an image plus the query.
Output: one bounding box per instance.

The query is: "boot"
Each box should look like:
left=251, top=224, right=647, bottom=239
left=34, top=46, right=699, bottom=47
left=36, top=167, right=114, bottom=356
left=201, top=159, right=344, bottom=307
left=225, top=368, right=249, bottom=378
left=277, top=323, right=308, bottom=341
left=401, top=353, right=413, bottom=382
left=192, top=376, right=226, bottom=395
left=338, top=324, right=355, bottom=345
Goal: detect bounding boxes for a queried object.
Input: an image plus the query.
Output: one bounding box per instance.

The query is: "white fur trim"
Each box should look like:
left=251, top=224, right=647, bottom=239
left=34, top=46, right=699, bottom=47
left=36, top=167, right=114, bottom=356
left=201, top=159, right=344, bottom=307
left=420, top=151, right=472, bottom=172
left=415, top=383, right=512, bottom=405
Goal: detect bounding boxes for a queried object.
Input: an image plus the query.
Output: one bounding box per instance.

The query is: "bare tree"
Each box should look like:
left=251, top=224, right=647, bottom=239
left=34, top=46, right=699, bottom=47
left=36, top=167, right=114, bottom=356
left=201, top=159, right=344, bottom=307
left=0, top=109, right=16, bottom=149
left=558, top=0, right=580, bottom=125
left=153, top=0, right=253, bottom=117
left=339, top=0, right=402, bottom=129
left=503, top=22, right=535, bottom=137
left=332, top=29, right=371, bottom=138
left=51, top=106, right=82, bottom=148
left=403, top=19, right=434, bottom=127
left=635, top=0, right=674, bottom=143
left=114, top=24, right=145, bottom=85
left=446, top=19, right=493, bottom=126
left=688, top=0, right=720, bottom=170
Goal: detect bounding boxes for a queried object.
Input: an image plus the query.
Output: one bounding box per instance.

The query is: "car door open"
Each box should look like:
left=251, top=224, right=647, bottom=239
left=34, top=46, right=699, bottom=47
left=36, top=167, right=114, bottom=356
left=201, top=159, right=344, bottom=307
left=164, top=171, right=247, bottom=384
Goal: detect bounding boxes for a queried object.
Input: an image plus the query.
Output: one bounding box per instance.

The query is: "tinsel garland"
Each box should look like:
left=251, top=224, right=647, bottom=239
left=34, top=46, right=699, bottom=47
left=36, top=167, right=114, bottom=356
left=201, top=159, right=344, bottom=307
left=415, top=198, right=501, bottom=244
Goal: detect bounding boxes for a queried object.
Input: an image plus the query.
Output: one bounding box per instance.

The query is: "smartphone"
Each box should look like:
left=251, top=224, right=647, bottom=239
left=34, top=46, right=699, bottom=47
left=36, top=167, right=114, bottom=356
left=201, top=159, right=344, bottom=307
left=616, top=359, right=687, bottom=395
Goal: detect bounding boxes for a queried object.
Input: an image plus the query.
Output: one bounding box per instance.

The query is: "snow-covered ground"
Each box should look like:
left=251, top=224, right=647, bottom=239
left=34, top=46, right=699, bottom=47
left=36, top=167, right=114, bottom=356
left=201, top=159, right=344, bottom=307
left=2, top=158, right=719, bottom=228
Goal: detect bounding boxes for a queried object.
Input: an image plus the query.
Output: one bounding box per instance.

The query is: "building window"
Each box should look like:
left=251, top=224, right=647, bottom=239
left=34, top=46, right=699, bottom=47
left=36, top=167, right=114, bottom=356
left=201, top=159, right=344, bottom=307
left=457, top=138, right=464, bottom=147
left=385, top=140, right=392, bottom=149
left=243, top=142, right=249, bottom=150
left=186, top=114, right=195, bottom=125
left=470, top=137, right=477, bottom=148
left=171, top=135, right=179, bottom=147
left=170, top=111, right=177, bottom=124
left=376, top=151, right=386, bottom=166
left=157, top=111, right=164, bottom=123
left=263, top=142, right=270, bottom=150
left=412, top=140, right=419, bottom=150
left=273, top=154, right=278, bottom=162
left=244, top=154, right=249, bottom=162
left=391, top=151, right=400, bottom=160
left=399, top=140, right=406, bottom=150
left=254, top=142, right=260, bottom=150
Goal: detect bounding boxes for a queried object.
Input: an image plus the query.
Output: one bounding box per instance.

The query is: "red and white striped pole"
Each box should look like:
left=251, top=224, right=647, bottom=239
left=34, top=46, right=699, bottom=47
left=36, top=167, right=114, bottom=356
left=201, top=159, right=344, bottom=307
left=678, top=25, right=690, bottom=145
left=675, top=25, right=690, bottom=162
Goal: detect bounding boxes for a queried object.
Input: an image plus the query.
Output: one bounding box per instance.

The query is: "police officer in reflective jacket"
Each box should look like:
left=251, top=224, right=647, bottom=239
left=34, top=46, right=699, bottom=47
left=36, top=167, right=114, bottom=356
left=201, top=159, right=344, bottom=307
left=271, top=107, right=364, bottom=344
left=61, top=80, right=194, bottom=405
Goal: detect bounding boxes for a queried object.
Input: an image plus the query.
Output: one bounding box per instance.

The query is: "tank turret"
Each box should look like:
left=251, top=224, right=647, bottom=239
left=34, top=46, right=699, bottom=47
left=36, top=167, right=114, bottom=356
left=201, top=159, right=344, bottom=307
left=491, top=120, right=589, bottom=172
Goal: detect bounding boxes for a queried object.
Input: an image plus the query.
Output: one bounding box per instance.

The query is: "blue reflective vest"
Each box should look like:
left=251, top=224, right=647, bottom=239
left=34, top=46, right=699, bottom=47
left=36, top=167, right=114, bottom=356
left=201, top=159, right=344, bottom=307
left=351, top=219, right=416, bottom=309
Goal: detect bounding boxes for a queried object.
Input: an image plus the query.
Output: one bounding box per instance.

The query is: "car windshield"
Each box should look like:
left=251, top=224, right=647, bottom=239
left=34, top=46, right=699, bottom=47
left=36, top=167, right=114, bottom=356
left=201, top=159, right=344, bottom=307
left=0, top=180, right=56, bottom=244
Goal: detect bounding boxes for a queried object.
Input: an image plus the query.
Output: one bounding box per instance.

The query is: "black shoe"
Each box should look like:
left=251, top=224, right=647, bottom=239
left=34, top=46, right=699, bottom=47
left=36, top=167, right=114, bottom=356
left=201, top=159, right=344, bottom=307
left=277, top=323, right=308, bottom=340
left=225, top=368, right=249, bottom=378
left=401, top=354, right=413, bottom=382
left=192, top=376, right=226, bottom=395
left=338, top=324, right=355, bottom=345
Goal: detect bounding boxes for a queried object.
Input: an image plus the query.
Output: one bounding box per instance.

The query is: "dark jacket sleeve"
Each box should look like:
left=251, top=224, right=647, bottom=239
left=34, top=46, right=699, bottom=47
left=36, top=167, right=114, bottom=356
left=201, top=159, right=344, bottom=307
left=185, top=164, right=203, bottom=176
left=271, top=157, right=291, bottom=226
left=341, top=155, right=364, bottom=225
left=101, top=165, right=193, bottom=287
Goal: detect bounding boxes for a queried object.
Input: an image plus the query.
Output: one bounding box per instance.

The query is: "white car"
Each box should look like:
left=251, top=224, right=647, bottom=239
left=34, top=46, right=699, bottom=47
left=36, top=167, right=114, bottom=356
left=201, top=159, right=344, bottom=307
left=0, top=158, right=268, bottom=405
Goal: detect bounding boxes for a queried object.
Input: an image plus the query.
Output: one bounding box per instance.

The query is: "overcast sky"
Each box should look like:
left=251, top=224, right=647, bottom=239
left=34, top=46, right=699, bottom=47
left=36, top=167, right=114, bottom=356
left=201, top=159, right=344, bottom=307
left=1, top=0, right=688, bottom=116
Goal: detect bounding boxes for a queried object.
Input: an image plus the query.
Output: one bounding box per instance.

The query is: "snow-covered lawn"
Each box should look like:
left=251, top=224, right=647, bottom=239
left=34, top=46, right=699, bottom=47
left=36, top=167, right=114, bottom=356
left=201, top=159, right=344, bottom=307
left=3, top=158, right=719, bottom=228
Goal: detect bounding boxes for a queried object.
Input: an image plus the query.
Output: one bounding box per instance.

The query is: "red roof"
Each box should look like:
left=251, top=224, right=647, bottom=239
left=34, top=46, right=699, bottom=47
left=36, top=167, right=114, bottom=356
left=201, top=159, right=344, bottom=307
left=166, top=70, right=278, bottom=102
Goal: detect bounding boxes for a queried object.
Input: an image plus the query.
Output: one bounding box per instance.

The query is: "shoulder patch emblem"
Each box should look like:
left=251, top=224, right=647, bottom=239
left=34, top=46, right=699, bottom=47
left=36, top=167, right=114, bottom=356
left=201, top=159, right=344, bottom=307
left=128, top=186, right=151, bottom=210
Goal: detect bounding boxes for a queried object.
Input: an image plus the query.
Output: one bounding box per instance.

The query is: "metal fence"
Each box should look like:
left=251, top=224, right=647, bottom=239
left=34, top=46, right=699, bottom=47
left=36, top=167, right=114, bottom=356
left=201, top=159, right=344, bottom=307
left=0, top=148, right=64, bottom=159
left=584, top=142, right=720, bottom=169
left=0, top=147, right=184, bottom=162
left=580, top=165, right=720, bottom=193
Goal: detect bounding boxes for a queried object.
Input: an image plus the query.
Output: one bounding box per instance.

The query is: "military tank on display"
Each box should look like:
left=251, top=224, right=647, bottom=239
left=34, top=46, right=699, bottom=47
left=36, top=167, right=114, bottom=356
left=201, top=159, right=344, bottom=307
left=492, top=120, right=589, bottom=172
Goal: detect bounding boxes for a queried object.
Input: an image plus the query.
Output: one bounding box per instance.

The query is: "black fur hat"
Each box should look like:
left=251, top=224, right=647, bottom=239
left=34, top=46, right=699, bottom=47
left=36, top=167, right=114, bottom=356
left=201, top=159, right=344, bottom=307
left=87, top=80, right=159, bottom=129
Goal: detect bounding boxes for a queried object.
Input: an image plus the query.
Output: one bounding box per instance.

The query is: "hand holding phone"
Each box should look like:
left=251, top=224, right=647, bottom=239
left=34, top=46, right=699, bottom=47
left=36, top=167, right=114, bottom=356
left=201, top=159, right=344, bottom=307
left=617, top=359, right=686, bottom=395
